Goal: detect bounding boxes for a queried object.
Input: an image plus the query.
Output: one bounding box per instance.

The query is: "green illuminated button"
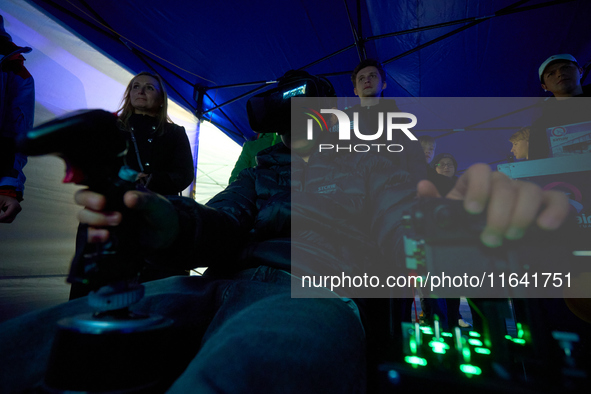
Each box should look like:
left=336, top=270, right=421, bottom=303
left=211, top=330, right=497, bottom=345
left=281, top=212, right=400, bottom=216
left=409, top=337, right=417, bottom=354
left=468, top=331, right=481, bottom=337
left=405, top=356, right=427, bottom=366
left=505, top=335, right=526, bottom=345
left=460, top=364, right=482, bottom=375
left=429, top=340, right=450, bottom=354
left=420, top=326, right=434, bottom=335
left=468, top=338, right=483, bottom=347
left=474, top=347, right=491, bottom=355
left=462, top=347, right=471, bottom=363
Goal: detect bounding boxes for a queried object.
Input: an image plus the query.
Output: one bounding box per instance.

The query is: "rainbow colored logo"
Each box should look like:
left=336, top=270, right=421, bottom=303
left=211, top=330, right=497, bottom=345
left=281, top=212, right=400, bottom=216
left=302, top=107, right=329, bottom=132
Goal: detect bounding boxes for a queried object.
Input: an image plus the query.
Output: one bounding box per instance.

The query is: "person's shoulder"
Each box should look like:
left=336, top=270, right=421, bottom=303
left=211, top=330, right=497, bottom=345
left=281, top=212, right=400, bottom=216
left=164, top=121, right=185, bottom=132
left=247, top=133, right=277, bottom=148
left=255, top=142, right=289, bottom=166
left=161, top=121, right=188, bottom=139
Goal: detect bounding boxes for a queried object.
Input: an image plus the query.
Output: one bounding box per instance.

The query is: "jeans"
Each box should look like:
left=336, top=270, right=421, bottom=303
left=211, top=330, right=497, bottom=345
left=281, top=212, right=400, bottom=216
left=0, top=266, right=366, bottom=393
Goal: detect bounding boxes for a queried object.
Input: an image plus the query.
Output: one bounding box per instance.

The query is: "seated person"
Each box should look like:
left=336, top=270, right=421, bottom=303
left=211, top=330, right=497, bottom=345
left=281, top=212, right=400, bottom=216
left=0, top=73, right=570, bottom=393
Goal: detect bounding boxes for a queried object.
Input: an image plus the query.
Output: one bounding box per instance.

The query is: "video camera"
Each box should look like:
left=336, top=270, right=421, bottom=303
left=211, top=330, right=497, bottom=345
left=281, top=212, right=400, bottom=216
left=246, top=70, right=336, bottom=134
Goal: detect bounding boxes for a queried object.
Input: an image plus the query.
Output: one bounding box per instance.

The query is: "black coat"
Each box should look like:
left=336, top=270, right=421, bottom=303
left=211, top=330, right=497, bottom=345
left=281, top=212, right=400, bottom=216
left=124, top=114, right=194, bottom=195
left=528, top=85, right=591, bottom=160
left=344, top=100, right=427, bottom=175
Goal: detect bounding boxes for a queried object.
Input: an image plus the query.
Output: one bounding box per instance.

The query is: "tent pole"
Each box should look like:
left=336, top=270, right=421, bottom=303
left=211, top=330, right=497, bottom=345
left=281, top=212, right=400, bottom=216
left=203, top=92, right=246, bottom=139
left=356, top=0, right=366, bottom=60
left=205, top=80, right=278, bottom=90
left=368, top=0, right=572, bottom=43
left=343, top=0, right=364, bottom=62
left=382, top=0, right=534, bottom=65
left=297, top=44, right=356, bottom=71
left=199, top=83, right=274, bottom=116
left=188, top=119, right=200, bottom=200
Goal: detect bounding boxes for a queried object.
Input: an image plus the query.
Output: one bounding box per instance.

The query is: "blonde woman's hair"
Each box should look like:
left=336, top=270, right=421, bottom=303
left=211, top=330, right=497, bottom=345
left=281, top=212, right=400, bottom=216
left=117, top=71, right=172, bottom=135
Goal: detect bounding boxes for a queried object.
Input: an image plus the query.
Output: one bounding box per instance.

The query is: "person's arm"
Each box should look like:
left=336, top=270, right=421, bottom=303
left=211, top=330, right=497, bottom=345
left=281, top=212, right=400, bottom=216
left=416, top=163, right=568, bottom=246
left=0, top=66, right=34, bottom=223
left=145, top=124, right=194, bottom=195
left=372, top=163, right=569, bottom=260
left=75, top=167, right=260, bottom=270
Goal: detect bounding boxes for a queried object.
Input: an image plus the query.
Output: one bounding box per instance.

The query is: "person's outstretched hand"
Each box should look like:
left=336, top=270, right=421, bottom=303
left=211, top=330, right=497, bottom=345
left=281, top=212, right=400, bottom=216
left=75, top=189, right=179, bottom=250
left=416, top=163, right=569, bottom=247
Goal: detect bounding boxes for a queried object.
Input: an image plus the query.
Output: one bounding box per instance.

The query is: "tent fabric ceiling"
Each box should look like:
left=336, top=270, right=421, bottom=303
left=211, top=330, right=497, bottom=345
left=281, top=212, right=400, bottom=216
left=25, top=0, right=591, bottom=170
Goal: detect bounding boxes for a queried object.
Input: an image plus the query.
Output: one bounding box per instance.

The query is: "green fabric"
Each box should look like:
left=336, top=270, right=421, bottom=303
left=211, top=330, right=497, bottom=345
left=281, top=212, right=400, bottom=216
left=228, top=133, right=279, bottom=183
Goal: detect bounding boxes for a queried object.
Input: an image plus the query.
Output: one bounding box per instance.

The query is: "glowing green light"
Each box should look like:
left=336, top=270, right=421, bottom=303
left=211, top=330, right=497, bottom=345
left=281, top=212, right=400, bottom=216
left=512, top=338, right=526, bottom=345
left=505, top=335, right=512, bottom=340
left=460, top=364, right=482, bottom=375
left=429, top=340, right=450, bottom=354
left=420, top=326, right=434, bottom=335
left=474, top=347, right=491, bottom=355
left=468, top=338, right=483, bottom=347
left=442, top=332, right=453, bottom=337
left=409, top=337, right=417, bottom=355
left=462, top=347, right=471, bottom=363
left=469, top=331, right=481, bottom=337
left=404, top=356, right=427, bottom=366
left=516, top=323, right=525, bottom=339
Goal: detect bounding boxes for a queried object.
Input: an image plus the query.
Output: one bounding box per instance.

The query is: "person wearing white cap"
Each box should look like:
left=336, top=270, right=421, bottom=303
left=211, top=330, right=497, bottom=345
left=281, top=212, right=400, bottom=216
left=0, top=15, right=35, bottom=223
left=528, top=54, right=590, bottom=160
left=539, top=54, right=585, bottom=98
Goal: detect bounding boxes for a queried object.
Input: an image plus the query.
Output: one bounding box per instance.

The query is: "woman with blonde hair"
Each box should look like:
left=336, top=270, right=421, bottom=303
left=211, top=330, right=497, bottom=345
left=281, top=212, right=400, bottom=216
left=116, top=71, right=194, bottom=195
left=69, top=72, right=194, bottom=299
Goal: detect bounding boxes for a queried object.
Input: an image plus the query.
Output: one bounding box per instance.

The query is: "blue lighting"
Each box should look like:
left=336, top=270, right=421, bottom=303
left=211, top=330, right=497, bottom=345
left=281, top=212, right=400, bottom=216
left=282, top=84, right=306, bottom=99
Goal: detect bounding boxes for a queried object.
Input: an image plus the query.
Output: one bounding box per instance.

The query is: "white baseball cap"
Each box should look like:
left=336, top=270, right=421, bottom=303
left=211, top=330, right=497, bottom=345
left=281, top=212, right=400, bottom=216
left=538, top=54, right=578, bottom=81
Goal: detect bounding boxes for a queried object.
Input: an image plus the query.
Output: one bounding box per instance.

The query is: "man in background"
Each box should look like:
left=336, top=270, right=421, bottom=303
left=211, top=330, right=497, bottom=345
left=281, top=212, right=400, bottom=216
left=529, top=54, right=590, bottom=160
left=346, top=59, right=425, bottom=180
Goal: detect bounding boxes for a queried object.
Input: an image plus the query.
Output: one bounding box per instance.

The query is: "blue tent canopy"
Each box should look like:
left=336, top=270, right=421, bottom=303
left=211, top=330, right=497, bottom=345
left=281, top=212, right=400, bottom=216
left=27, top=0, right=591, bottom=170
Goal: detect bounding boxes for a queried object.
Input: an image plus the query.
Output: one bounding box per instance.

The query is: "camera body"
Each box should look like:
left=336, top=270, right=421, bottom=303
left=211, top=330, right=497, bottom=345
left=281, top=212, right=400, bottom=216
left=246, top=70, right=336, bottom=134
